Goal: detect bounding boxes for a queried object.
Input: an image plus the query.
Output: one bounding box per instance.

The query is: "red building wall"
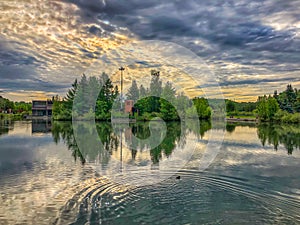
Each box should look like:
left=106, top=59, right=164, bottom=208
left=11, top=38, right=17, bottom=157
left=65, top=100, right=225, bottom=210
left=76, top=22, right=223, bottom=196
left=125, top=100, right=134, bottom=114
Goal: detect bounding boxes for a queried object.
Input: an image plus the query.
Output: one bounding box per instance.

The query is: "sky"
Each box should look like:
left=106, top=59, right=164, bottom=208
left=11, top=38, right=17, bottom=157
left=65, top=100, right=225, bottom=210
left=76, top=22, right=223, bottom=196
left=0, top=0, right=300, bottom=102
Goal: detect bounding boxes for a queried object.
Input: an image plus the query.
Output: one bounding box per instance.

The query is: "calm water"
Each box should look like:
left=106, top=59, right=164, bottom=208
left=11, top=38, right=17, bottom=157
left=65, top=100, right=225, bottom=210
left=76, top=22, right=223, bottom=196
left=0, top=120, right=300, bottom=224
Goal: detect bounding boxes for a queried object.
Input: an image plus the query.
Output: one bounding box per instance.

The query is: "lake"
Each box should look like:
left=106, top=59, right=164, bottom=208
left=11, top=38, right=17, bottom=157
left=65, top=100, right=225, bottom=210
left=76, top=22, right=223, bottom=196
left=0, top=120, right=300, bottom=224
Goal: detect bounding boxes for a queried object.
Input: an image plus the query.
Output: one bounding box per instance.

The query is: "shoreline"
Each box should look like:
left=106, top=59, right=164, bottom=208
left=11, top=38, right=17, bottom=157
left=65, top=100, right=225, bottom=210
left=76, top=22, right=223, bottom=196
left=225, top=117, right=258, bottom=123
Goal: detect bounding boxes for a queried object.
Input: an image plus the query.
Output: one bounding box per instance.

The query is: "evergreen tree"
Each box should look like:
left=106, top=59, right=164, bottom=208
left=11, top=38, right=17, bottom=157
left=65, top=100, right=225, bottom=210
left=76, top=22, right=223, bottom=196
left=127, top=80, right=139, bottom=102
left=139, top=85, right=147, bottom=98
left=160, top=82, right=178, bottom=120
left=149, top=75, right=162, bottom=112
left=65, top=79, right=78, bottom=106
left=74, top=74, right=89, bottom=115
left=95, top=73, right=118, bottom=119
left=277, top=84, right=297, bottom=113
left=176, top=92, right=191, bottom=117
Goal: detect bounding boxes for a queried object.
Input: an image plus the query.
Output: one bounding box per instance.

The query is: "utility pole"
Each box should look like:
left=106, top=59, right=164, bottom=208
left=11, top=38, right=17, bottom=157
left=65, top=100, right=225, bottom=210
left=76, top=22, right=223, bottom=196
left=119, top=66, right=125, bottom=110
left=118, top=67, right=125, bottom=172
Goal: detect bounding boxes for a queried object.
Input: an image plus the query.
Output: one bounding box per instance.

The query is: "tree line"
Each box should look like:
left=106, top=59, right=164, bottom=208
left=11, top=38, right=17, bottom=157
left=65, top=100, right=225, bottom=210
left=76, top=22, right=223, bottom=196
left=126, top=74, right=211, bottom=120
left=0, top=96, right=32, bottom=119
left=53, top=72, right=212, bottom=121
left=223, top=84, right=300, bottom=123
left=52, top=72, right=300, bottom=123
left=256, top=84, right=300, bottom=123
left=53, top=73, right=119, bottom=120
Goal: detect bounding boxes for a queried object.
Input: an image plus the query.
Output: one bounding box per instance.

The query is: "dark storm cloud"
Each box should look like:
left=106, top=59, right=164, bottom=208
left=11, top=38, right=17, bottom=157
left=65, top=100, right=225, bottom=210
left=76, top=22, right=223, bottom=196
left=61, top=0, right=300, bottom=98
left=0, top=38, right=71, bottom=93
left=0, top=77, right=70, bottom=93
left=219, top=76, right=300, bottom=87
left=0, top=65, right=35, bottom=80
left=0, top=60, right=69, bottom=93
left=1, top=0, right=299, bottom=99
left=0, top=42, right=40, bottom=67
left=67, top=0, right=300, bottom=63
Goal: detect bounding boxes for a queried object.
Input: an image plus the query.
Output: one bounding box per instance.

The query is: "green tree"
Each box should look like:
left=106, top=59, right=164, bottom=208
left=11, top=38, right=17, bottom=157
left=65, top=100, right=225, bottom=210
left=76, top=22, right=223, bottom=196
left=160, top=82, right=178, bottom=120
left=193, top=97, right=211, bottom=119
left=127, top=80, right=139, bottom=102
left=257, top=96, right=279, bottom=121
left=65, top=79, right=78, bottom=109
left=277, top=84, right=297, bottom=113
left=226, top=100, right=236, bottom=112
left=95, top=73, right=119, bottom=119
left=176, top=92, right=191, bottom=118
left=267, top=97, right=279, bottom=119
left=149, top=75, right=162, bottom=112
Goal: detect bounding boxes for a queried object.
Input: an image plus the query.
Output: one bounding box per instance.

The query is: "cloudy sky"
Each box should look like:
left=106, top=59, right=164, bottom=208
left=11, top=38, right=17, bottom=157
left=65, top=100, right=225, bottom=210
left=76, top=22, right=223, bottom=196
left=0, top=0, right=299, bottom=101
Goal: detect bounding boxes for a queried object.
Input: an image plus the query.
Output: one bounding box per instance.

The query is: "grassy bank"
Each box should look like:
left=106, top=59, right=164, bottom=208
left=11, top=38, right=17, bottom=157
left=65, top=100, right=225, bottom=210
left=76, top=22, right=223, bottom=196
left=272, top=110, right=300, bottom=124
left=0, top=112, right=29, bottom=120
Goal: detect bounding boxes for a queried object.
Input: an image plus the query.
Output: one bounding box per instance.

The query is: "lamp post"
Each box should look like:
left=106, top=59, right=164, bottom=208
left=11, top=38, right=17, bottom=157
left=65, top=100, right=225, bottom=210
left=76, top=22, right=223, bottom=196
left=119, top=66, right=125, bottom=110
left=118, top=67, right=125, bottom=172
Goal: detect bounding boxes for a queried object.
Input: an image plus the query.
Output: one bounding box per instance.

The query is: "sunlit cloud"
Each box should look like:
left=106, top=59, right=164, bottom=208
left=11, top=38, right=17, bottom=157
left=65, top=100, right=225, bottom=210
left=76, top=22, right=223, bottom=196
left=0, top=0, right=299, bottom=101
left=4, top=90, right=58, bottom=102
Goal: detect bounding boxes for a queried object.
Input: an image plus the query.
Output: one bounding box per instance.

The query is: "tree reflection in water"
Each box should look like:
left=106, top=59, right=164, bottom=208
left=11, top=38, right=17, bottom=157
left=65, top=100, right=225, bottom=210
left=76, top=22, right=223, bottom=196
left=257, top=123, right=300, bottom=154
left=0, top=120, right=12, bottom=136
left=51, top=120, right=212, bottom=165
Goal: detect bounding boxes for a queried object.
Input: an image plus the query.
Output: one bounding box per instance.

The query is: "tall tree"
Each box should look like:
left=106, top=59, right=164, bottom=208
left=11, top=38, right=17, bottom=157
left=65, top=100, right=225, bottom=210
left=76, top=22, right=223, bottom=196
left=193, top=97, right=211, bottom=119
left=139, top=85, right=147, bottom=98
left=257, top=95, right=279, bottom=121
left=149, top=75, right=162, bottom=112
left=127, top=80, right=139, bottom=102
left=160, top=82, right=178, bottom=120
left=226, top=100, right=236, bottom=112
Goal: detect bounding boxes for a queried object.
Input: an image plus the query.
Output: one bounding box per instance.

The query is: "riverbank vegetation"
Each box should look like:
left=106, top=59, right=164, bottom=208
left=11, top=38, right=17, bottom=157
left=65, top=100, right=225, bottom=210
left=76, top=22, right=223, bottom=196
left=223, top=84, right=300, bottom=123
left=0, top=96, right=31, bottom=120
left=256, top=84, right=300, bottom=123
left=52, top=73, right=212, bottom=121
left=52, top=72, right=299, bottom=124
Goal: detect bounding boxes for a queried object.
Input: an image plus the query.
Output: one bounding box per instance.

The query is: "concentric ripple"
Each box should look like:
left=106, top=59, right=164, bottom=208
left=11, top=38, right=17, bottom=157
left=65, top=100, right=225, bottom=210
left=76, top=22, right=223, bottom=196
left=55, top=169, right=300, bottom=225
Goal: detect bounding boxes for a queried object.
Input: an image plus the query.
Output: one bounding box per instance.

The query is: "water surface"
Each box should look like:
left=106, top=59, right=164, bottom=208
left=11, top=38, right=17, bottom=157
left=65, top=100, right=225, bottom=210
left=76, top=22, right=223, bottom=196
left=0, top=120, right=300, bottom=224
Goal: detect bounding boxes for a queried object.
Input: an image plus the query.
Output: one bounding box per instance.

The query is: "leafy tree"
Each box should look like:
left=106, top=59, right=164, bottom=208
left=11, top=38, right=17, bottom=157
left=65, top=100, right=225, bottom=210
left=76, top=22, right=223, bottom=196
left=14, top=101, right=31, bottom=113
left=268, top=97, right=279, bottom=119
left=193, top=97, right=211, bottom=119
left=226, top=100, right=236, bottom=112
left=257, top=95, right=279, bottom=121
left=0, top=96, right=14, bottom=111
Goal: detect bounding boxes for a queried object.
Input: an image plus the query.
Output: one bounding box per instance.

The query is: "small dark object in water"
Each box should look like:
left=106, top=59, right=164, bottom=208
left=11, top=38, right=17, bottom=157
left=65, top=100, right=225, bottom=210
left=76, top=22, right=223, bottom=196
left=176, top=176, right=181, bottom=180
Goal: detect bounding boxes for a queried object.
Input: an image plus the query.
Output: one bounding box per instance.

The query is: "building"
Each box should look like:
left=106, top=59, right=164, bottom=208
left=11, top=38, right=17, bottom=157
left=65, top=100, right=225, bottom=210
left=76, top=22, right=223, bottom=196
left=32, top=100, right=53, bottom=117
left=124, top=100, right=134, bottom=114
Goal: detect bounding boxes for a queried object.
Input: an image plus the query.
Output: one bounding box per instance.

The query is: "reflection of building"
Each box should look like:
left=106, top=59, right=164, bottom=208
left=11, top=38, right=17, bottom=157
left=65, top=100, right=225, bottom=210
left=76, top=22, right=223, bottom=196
left=32, top=100, right=53, bottom=117
left=32, top=120, right=52, bottom=133
left=125, top=100, right=134, bottom=114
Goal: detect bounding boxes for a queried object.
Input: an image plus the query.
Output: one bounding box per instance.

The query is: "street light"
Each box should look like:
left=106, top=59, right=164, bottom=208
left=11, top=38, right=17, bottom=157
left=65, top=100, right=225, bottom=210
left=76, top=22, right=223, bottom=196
left=119, top=66, right=125, bottom=110
left=118, top=66, right=125, bottom=173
